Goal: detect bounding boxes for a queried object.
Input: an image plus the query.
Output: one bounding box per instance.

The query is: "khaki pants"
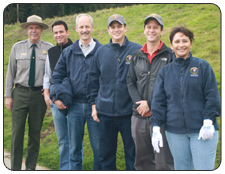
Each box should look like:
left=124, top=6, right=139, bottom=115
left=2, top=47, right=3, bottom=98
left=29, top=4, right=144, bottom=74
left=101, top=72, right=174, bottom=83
left=131, top=115, right=174, bottom=170
left=10, top=87, right=46, bottom=170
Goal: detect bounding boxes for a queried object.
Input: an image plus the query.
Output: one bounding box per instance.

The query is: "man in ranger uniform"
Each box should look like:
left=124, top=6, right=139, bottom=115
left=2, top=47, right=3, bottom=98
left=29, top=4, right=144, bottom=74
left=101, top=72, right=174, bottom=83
left=5, top=15, right=53, bottom=170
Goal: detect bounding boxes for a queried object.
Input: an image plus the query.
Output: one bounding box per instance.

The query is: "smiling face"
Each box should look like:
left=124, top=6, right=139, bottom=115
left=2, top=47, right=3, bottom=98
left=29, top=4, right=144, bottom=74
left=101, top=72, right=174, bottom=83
left=27, top=24, right=43, bottom=44
left=76, top=15, right=94, bottom=44
left=171, top=32, right=192, bottom=59
left=144, top=19, right=163, bottom=43
left=108, top=21, right=127, bottom=44
left=52, top=24, right=69, bottom=46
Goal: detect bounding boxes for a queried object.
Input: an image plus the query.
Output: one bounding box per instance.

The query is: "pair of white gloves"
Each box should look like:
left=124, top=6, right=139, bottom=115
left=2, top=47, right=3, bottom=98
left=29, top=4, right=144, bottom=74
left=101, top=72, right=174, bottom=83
left=152, top=119, right=215, bottom=153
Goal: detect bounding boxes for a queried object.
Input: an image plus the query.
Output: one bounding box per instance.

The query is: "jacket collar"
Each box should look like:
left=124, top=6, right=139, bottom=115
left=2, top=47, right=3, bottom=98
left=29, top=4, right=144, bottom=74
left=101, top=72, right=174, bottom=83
left=56, top=38, right=73, bottom=50
left=109, top=36, right=129, bottom=47
left=70, top=38, right=102, bottom=56
left=173, top=52, right=193, bottom=65
left=136, top=42, right=169, bottom=60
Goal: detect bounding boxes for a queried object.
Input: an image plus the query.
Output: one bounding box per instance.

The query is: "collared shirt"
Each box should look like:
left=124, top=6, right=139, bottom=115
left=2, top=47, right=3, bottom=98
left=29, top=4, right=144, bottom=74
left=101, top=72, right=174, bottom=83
left=5, top=39, right=53, bottom=97
left=79, top=39, right=96, bottom=57
left=141, top=40, right=163, bottom=64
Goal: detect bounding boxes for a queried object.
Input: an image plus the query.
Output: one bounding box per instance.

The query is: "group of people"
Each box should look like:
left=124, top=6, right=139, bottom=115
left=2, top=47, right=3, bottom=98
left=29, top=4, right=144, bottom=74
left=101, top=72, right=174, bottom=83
left=4, top=12, right=220, bottom=171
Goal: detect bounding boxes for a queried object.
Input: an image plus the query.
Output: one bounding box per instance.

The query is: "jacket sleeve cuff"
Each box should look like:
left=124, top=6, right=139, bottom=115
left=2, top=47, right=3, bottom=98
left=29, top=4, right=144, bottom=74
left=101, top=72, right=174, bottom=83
left=51, top=96, right=57, bottom=103
left=89, top=99, right=96, bottom=106
left=147, top=99, right=151, bottom=109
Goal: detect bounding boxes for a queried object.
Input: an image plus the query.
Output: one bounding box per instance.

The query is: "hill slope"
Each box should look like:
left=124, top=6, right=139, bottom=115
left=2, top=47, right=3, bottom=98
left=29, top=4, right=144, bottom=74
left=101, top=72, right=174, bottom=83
left=4, top=3, right=221, bottom=90
left=4, top=4, right=221, bottom=170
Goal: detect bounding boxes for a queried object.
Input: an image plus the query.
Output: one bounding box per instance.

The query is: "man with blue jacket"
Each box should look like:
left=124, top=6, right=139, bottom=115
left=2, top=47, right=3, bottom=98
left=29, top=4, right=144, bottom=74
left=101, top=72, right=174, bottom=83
left=88, top=14, right=142, bottom=170
left=50, top=14, right=102, bottom=170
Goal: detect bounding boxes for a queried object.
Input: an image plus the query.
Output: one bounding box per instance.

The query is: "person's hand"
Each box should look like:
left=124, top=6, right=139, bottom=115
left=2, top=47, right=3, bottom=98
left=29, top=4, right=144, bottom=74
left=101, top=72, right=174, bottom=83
left=142, top=110, right=152, bottom=117
left=136, top=100, right=151, bottom=117
left=152, top=126, right=163, bottom=153
left=54, top=100, right=67, bottom=110
left=5, top=97, right=13, bottom=111
left=43, top=89, right=52, bottom=108
left=92, top=104, right=100, bottom=122
left=198, top=119, right=215, bottom=140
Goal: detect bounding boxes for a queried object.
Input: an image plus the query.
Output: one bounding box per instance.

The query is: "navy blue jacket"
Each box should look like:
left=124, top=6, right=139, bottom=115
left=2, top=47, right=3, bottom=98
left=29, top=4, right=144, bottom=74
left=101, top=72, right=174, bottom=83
left=150, top=53, right=220, bottom=134
left=50, top=39, right=102, bottom=103
left=50, top=77, right=73, bottom=116
left=88, top=36, right=142, bottom=117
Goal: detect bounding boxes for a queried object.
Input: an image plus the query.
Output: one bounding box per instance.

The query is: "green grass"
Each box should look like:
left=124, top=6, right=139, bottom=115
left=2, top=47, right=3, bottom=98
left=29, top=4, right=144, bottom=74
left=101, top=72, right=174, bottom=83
left=4, top=4, right=221, bottom=170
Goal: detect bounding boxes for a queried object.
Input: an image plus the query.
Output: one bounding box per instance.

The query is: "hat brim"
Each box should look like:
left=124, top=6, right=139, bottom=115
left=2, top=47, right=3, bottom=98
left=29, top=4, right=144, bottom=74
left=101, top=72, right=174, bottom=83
left=20, top=22, right=49, bottom=30
left=144, top=17, right=163, bottom=27
left=108, top=20, right=126, bottom=27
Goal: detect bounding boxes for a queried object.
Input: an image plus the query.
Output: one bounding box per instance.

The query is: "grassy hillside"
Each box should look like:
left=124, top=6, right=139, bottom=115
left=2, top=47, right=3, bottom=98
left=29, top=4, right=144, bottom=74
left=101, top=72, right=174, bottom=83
left=4, top=4, right=221, bottom=170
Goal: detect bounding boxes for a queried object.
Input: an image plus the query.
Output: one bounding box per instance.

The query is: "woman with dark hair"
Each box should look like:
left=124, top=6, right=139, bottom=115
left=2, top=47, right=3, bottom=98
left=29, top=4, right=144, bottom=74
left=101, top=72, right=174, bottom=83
left=149, top=26, right=220, bottom=170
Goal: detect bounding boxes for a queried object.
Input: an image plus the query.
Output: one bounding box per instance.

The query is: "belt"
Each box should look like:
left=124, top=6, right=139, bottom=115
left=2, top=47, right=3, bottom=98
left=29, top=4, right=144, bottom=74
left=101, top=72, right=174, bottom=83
left=15, top=84, right=43, bottom=91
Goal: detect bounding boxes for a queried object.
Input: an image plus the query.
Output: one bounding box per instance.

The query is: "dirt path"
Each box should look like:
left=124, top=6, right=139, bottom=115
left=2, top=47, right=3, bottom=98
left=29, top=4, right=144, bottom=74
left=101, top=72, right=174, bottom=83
left=4, top=150, right=50, bottom=170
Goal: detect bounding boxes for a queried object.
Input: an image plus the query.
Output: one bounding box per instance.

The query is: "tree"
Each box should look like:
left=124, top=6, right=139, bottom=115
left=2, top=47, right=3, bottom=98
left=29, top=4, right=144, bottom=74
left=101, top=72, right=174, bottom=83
left=4, top=3, right=134, bottom=24
left=17, top=4, right=19, bottom=23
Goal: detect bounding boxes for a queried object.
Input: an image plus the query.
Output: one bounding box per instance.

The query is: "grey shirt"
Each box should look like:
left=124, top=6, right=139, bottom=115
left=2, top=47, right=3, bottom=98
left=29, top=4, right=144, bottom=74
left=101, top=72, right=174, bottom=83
left=5, top=39, right=53, bottom=97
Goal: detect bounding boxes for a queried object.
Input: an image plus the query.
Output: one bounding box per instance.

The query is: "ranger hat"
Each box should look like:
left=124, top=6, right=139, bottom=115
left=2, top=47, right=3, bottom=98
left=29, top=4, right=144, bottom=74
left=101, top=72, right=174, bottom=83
left=108, top=14, right=126, bottom=27
left=20, top=15, right=49, bottom=30
left=144, top=13, right=164, bottom=28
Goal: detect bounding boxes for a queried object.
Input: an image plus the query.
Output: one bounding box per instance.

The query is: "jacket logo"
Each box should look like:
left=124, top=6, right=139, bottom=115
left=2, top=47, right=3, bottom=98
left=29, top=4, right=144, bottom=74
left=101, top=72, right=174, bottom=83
left=161, top=58, right=167, bottom=61
left=190, top=67, right=198, bottom=77
left=126, top=55, right=132, bottom=64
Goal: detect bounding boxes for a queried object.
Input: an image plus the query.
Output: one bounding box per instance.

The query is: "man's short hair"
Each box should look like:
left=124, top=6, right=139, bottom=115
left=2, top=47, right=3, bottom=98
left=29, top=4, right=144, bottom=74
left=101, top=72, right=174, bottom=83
left=52, top=20, right=68, bottom=31
left=76, top=14, right=94, bottom=26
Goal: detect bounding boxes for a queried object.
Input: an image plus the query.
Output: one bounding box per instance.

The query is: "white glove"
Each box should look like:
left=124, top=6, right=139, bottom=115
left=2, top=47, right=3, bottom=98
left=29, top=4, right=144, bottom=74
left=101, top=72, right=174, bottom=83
left=152, top=126, right=163, bottom=153
left=198, top=119, right=215, bottom=141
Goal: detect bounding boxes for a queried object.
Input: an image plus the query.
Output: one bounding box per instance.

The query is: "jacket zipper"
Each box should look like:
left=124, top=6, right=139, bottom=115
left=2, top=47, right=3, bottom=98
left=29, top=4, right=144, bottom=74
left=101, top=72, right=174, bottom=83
left=115, top=48, right=120, bottom=116
left=146, top=50, right=164, bottom=102
left=180, top=62, right=187, bottom=133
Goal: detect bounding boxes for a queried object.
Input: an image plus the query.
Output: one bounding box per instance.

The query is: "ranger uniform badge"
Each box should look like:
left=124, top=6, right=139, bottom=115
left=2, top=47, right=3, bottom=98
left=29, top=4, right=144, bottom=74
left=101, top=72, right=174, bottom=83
left=190, top=67, right=198, bottom=77
left=42, top=50, right=47, bottom=54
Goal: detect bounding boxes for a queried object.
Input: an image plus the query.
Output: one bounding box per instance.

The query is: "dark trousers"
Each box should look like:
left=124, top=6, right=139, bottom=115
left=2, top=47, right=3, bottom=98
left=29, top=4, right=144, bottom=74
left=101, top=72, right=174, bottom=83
left=98, top=114, right=135, bottom=170
left=131, top=115, right=174, bottom=170
left=11, top=87, right=46, bottom=170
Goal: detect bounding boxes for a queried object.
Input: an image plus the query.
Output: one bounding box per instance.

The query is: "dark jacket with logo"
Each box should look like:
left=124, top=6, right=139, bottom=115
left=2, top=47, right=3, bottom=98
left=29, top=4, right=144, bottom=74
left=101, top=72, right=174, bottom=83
left=150, top=53, right=220, bottom=133
left=88, top=36, right=142, bottom=117
left=127, top=43, right=173, bottom=118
